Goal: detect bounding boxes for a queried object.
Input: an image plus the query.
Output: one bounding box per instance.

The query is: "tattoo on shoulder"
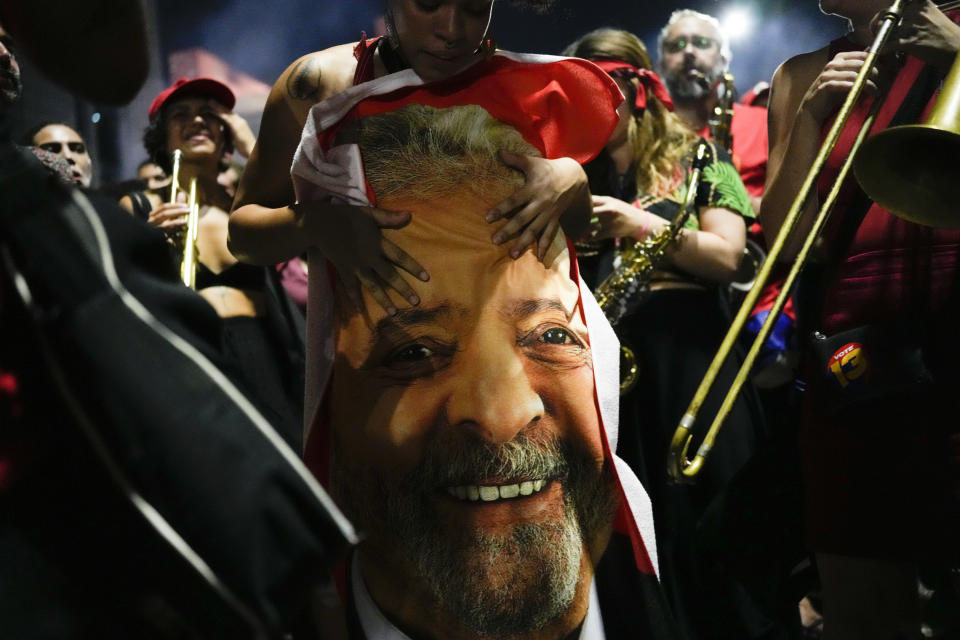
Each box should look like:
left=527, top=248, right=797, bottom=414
left=287, top=57, right=323, bottom=101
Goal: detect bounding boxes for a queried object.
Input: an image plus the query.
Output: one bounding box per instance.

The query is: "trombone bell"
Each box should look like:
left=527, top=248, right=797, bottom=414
left=854, top=51, right=960, bottom=228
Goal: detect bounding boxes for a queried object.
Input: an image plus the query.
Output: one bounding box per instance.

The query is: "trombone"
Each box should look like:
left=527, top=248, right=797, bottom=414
left=667, top=0, right=960, bottom=482
left=169, top=149, right=201, bottom=289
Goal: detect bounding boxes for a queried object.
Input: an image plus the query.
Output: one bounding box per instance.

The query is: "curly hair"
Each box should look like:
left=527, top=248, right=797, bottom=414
left=142, top=105, right=234, bottom=175
left=563, top=28, right=697, bottom=197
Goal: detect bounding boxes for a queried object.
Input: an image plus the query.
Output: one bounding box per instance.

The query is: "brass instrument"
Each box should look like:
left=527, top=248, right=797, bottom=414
left=596, top=141, right=711, bottom=393
left=854, top=7, right=960, bottom=227
left=169, top=149, right=201, bottom=289
left=709, top=72, right=736, bottom=152
left=708, top=71, right=768, bottom=295
left=667, top=0, right=921, bottom=482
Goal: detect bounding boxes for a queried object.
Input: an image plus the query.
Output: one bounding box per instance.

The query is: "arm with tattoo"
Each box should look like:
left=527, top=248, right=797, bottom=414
left=229, top=46, right=426, bottom=315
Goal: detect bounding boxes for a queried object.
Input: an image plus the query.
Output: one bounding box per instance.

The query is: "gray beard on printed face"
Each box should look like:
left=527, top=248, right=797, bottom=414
left=332, top=427, right=618, bottom=637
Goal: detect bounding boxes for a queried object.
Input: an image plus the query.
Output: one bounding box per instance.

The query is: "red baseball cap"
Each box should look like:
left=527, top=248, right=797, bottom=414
left=148, top=77, right=236, bottom=120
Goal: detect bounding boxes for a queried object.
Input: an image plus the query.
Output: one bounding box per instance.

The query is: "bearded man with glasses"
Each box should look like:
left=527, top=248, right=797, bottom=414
left=657, top=9, right=767, bottom=211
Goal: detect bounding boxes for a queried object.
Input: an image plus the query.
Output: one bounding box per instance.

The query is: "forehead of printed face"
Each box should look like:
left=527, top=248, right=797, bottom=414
left=340, top=184, right=578, bottom=354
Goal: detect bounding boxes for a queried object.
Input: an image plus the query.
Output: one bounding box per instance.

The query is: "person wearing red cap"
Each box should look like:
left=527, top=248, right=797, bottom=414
left=563, top=28, right=779, bottom=640
left=120, top=77, right=306, bottom=451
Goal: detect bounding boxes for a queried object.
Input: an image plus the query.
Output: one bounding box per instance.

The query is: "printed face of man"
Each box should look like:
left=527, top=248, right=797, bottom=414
left=660, top=15, right=726, bottom=101
left=330, top=183, right=616, bottom=637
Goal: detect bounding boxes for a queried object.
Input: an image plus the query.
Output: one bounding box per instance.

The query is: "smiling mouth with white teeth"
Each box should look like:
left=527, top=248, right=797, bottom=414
left=445, top=479, right=550, bottom=503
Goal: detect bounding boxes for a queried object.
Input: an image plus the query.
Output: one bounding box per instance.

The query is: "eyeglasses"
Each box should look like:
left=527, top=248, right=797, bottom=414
left=662, top=35, right=716, bottom=54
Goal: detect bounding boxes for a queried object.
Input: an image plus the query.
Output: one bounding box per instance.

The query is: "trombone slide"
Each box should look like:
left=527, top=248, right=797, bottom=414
left=666, top=0, right=909, bottom=483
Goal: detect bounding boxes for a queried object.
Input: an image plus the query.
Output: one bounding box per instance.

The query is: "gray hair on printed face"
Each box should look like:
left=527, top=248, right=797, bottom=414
left=337, top=103, right=541, bottom=201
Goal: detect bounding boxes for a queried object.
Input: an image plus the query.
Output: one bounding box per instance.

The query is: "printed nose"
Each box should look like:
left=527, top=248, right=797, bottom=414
left=445, top=337, right=544, bottom=444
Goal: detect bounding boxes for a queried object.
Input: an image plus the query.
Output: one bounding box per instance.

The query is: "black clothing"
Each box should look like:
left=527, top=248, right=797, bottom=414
left=578, top=141, right=779, bottom=640
left=0, top=144, right=352, bottom=638
left=121, top=190, right=305, bottom=450
left=196, top=261, right=265, bottom=292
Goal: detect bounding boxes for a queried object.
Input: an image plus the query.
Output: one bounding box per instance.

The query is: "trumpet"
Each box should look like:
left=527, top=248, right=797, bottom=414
left=666, top=0, right=957, bottom=482
left=169, top=149, right=200, bottom=289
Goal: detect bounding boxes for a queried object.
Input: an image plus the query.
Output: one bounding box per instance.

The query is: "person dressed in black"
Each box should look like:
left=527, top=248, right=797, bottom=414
left=1, top=8, right=355, bottom=637
left=121, top=78, right=305, bottom=451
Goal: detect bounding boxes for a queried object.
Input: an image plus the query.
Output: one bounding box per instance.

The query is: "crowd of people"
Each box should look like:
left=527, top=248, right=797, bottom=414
left=1, top=0, right=959, bottom=639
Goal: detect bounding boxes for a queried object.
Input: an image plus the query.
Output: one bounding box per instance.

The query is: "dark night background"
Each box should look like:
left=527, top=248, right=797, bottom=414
left=7, top=0, right=847, bottom=184
left=156, top=0, right=844, bottom=91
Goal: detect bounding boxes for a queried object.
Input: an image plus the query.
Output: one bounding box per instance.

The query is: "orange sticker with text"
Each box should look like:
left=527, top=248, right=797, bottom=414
left=827, top=342, right=869, bottom=389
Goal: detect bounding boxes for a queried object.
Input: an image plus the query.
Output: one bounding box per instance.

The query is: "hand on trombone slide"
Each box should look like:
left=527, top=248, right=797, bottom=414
left=800, top=51, right=884, bottom=123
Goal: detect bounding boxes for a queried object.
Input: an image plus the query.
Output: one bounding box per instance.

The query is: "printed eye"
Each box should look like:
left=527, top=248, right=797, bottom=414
left=392, top=343, right=434, bottom=362
left=519, top=323, right=590, bottom=369
left=540, top=327, right=577, bottom=345
left=376, top=338, right=457, bottom=383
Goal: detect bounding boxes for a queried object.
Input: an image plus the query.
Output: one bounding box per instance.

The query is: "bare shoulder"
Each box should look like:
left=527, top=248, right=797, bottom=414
left=275, top=43, right=359, bottom=107
left=771, top=45, right=832, bottom=101
left=234, top=43, right=359, bottom=210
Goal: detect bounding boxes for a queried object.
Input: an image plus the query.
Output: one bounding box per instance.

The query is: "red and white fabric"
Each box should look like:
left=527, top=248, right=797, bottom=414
left=290, top=50, right=662, bottom=577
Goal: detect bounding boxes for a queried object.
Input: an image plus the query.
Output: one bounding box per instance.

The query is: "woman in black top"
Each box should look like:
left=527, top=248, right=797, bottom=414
left=121, top=78, right=305, bottom=450
left=565, top=28, right=777, bottom=640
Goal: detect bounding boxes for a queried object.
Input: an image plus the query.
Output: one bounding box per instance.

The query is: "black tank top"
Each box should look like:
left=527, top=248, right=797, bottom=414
left=195, top=261, right=265, bottom=291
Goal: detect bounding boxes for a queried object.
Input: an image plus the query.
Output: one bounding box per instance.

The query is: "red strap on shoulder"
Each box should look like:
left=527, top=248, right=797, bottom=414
left=352, top=33, right=382, bottom=86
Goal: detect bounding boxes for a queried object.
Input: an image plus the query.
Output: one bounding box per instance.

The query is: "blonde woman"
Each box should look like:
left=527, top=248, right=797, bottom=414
left=565, top=28, right=774, bottom=640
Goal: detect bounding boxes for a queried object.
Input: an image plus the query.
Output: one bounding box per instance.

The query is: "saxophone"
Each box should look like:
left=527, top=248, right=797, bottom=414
left=709, top=72, right=736, bottom=152
left=709, top=72, right=767, bottom=295
left=595, top=141, right=711, bottom=393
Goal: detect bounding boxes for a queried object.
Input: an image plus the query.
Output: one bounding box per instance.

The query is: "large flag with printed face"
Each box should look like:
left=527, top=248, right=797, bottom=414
left=291, top=49, right=678, bottom=639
